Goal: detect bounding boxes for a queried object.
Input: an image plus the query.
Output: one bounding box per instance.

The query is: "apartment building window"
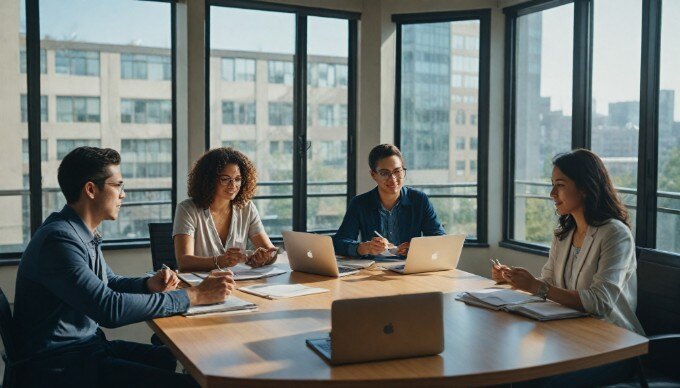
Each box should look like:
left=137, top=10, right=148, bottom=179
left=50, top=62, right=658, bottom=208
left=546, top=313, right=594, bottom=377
left=222, top=101, right=256, bottom=125
left=56, top=96, right=100, bottom=123
left=121, top=54, right=171, bottom=80
left=317, top=104, right=334, bottom=127
left=21, top=95, right=48, bottom=122
left=395, top=10, right=490, bottom=242
left=470, top=137, right=478, bottom=150
left=55, top=49, right=99, bottom=76
left=20, top=48, right=46, bottom=74
left=267, top=60, right=293, bottom=85
left=121, top=99, right=172, bottom=124
left=22, top=140, right=48, bottom=162
left=56, top=139, right=101, bottom=159
left=121, top=139, right=172, bottom=178
left=222, top=58, right=256, bottom=82
left=268, top=102, right=293, bottom=126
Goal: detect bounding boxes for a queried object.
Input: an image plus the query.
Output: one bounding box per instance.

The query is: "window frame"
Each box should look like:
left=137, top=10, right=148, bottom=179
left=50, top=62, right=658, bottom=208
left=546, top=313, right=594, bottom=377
left=392, top=9, right=491, bottom=247
left=205, top=0, right=360, bottom=240
left=501, top=0, right=678, bottom=258
left=6, top=0, right=179, bottom=262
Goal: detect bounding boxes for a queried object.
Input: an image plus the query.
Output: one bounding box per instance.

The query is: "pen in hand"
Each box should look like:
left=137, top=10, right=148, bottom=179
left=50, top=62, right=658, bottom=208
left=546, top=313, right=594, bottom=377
left=373, top=231, right=396, bottom=248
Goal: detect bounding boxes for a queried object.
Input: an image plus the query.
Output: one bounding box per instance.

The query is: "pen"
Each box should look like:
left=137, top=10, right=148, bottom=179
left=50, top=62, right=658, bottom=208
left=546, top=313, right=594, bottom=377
left=373, top=231, right=396, bottom=249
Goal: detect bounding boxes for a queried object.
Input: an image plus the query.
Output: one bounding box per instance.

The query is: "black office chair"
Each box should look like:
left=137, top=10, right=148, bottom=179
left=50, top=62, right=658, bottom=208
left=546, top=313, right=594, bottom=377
left=148, top=222, right=178, bottom=271
left=0, top=286, right=19, bottom=388
left=609, top=247, right=680, bottom=388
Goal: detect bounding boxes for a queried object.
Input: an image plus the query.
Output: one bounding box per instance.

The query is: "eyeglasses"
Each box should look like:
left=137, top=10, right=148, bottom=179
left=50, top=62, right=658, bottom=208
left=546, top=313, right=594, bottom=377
left=218, top=176, right=243, bottom=187
left=374, top=168, right=407, bottom=180
left=105, top=182, right=125, bottom=195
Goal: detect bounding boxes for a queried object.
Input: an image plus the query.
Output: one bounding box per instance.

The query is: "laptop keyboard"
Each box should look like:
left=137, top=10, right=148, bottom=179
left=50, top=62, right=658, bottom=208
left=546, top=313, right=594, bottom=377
left=338, top=266, right=356, bottom=273
left=317, top=338, right=332, bottom=353
left=392, top=264, right=405, bottom=271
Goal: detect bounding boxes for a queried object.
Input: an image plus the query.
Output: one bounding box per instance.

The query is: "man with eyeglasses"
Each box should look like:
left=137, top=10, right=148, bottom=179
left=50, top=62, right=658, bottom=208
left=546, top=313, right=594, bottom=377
left=333, top=144, right=445, bottom=258
left=14, top=147, right=233, bottom=387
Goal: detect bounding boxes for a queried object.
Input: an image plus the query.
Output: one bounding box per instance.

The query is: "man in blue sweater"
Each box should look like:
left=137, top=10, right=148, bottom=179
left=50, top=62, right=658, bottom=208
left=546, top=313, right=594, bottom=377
left=14, top=147, right=233, bottom=387
left=333, top=144, right=446, bottom=257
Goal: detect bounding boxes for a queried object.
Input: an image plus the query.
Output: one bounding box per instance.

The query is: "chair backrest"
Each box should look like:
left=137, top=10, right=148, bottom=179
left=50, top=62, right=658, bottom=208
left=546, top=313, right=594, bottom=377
left=636, top=247, right=680, bottom=336
left=148, top=222, right=178, bottom=271
left=0, top=286, right=18, bottom=363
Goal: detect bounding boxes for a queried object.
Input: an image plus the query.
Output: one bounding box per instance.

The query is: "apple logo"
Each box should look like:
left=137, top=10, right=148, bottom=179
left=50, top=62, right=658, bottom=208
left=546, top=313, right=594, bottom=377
left=431, top=251, right=439, bottom=260
left=306, top=250, right=314, bottom=259
left=383, top=323, right=394, bottom=335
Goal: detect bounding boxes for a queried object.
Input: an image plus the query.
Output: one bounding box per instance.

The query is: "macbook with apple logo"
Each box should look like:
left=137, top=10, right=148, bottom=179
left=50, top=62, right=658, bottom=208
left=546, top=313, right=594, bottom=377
left=282, top=231, right=359, bottom=277
left=388, top=234, right=466, bottom=274
left=306, top=292, right=444, bottom=365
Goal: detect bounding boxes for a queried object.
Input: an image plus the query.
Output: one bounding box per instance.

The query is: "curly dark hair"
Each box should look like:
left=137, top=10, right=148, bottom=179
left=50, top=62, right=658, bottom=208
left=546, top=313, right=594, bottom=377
left=552, top=149, right=630, bottom=240
left=188, top=147, right=258, bottom=209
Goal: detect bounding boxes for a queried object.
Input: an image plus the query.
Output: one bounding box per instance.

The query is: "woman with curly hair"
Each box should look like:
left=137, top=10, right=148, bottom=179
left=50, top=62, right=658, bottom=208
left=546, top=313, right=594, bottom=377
left=173, top=147, right=277, bottom=272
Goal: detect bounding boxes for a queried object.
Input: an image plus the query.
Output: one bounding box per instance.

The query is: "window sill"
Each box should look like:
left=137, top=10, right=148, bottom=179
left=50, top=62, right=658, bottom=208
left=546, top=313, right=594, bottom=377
left=499, top=240, right=549, bottom=257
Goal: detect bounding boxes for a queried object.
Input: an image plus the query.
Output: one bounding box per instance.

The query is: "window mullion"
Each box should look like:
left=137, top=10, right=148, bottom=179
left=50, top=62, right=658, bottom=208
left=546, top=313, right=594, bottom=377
left=26, top=0, right=43, bottom=236
left=293, top=13, right=308, bottom=232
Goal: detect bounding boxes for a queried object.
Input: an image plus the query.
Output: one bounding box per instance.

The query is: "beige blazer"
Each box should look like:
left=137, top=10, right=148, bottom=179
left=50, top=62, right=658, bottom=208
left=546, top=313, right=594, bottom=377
left=541, top=219, right=644, bottom=334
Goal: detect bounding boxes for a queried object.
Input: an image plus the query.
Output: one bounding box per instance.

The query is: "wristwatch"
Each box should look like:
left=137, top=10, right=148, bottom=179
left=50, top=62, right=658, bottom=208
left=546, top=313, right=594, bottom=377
left=536, top=281, right=550, bottom=300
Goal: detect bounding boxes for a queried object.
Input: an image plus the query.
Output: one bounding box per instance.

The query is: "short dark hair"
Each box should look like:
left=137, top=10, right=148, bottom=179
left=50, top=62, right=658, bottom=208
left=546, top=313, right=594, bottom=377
left=58, top=147, right=121, bottom=204
left=368, top=144, right=404, bottom=171
left=188, top=147, right=258, bottom=209
left=552, top=149, right=630, bottom=240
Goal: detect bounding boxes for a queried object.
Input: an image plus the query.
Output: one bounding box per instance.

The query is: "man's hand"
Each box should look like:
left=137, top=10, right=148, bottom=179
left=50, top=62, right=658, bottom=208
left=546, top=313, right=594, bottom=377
left=147, top=268, right=180, bottom=293
left=185, top=270, right=235, bottom=306
left=396, top=242, right=409, bottom=256
left=357, top=237, right=390, bottom=256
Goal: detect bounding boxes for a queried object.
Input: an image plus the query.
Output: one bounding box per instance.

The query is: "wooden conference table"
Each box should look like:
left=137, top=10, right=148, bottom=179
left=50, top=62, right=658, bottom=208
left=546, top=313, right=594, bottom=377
left=149, top=255, right=648, bottom=387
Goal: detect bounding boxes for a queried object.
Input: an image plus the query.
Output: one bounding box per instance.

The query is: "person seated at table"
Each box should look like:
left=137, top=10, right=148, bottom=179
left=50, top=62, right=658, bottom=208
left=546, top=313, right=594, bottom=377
left=333, top=144, right=445, bottom=258
left=13, top=147, right=234, bottom=387
left=174, top=147, right=278, bottom=272
left=493, top=149, right=643, bottom=386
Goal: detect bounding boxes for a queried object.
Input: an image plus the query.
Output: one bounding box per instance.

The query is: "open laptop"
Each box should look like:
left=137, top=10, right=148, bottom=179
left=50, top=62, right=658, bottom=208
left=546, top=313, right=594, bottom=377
left=282, top=231, right=359, bottom=277
left=388, top=234, right=466, bottom=274
left=306, top=292, right=444, bottom=365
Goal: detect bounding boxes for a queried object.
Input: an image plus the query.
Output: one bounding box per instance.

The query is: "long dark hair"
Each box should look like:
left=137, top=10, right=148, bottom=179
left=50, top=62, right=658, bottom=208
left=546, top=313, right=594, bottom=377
left=553, top=149, right=630, bottom=240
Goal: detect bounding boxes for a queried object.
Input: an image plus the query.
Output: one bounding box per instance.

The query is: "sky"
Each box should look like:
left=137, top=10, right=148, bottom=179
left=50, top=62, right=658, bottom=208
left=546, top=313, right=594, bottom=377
left=18, top=0, right=680, bottom=120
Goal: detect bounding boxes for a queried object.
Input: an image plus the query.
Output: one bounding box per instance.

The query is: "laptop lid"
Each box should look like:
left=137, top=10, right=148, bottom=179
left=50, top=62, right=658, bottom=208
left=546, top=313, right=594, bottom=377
left=282, top=231, right=341, bottom=277
left=401, top=234, right=466, bottom=274
left=329, top=292, right=444, bottom=365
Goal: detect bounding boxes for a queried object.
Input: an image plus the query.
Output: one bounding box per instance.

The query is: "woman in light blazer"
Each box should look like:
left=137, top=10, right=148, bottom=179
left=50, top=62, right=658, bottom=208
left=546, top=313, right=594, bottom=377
left=493, top=149, right=643, bottom=386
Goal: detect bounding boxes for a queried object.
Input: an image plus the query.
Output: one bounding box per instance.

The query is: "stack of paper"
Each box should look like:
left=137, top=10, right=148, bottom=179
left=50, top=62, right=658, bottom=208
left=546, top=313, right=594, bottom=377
left=336, top=258, right=375, bottom=269
left=183, top=295, right=257, bottom=316
left=230, top=264, right=287, bottom=281
left=178, top=272, right=204, bottom=286
left=239, top=283, right=329, bottom=299
left=456, top=289, right=587, bottom=321
left=505, top=300, right=588, bottom=321
left=456, top=289, right=544, bottom=310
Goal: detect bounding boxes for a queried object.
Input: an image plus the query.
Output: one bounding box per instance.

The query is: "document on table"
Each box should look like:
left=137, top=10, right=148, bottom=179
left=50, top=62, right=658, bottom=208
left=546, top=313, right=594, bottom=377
left=230, top=264, right=287, bottom=281
left=456, top=289, right=588, bottom=321
left=183, top=295, right=257, bottom=316
left=336, top=258, right=375, bottom=269
left=239, top=283, right=329, bottom=299
left=178, top=272, right=205, bottom=286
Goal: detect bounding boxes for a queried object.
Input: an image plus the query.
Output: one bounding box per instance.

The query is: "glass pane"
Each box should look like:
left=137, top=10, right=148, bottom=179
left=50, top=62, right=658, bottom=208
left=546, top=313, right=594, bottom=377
left=210, top=7, right=295, bottom=237
left=307, top=16, right=348, bottom=232
left=40, top=0, right=173, bottom=241
left=513, top=5, right=574, bottom=245
left=400, top=20, right=481, bottom=238
left=591, top=0, right=641, bottom=236
left=1, top=2, right=29, bottom=252
left=657, top=0, right=680, bottom=253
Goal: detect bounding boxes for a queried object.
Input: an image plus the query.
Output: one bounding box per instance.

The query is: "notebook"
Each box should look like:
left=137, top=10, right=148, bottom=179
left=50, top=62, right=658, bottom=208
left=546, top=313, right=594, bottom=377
left=239, top=283, right=329, bottom=299
left=183, top=295, right=257, bottom=316
left=335, top=258, right=375, bottom=269
left=456, top=289, right=588, bottom=321
left=230, top=264, right=287, bottom=280
left=178, top=272, right=204, bottom=286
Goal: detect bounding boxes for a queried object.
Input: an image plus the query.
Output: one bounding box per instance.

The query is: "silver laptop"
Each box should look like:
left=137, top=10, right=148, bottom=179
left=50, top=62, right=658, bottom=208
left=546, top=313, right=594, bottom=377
left=389, top=234, right=466, bottom=274
left=282, top=231, right=359, bottom=277
left=306, top=292, right=444, bottom=365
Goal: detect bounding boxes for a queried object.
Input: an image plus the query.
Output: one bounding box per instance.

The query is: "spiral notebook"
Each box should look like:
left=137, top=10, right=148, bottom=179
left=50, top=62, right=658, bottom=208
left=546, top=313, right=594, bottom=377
left=456, top=289, right=587, bottom=321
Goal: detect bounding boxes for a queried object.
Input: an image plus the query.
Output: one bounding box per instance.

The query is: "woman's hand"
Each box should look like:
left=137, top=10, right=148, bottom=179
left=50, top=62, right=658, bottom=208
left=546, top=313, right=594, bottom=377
left=491, top=263, right=510, bottom=284
left=246, top=247, right=278, bottom=268
left=502, top=267, right=541, bottom=294
left=217, top=248, right=246, bottom=268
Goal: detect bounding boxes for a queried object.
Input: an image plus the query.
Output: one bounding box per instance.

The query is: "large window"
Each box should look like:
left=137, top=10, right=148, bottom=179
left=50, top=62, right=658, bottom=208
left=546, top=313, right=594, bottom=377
left=208, top=3, right=357, bottom=237
left=394, top=11, right=490, bottom=243
left=504, top=0, right=680, bottom=256
left=5, top=0, right=177, bottom=255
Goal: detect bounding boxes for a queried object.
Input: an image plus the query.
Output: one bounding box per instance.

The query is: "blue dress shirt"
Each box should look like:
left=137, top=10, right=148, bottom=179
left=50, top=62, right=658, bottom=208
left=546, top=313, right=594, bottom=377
left=333, top=186, right=446, bottom=257
left=13, top=205, right=189, bottom=360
